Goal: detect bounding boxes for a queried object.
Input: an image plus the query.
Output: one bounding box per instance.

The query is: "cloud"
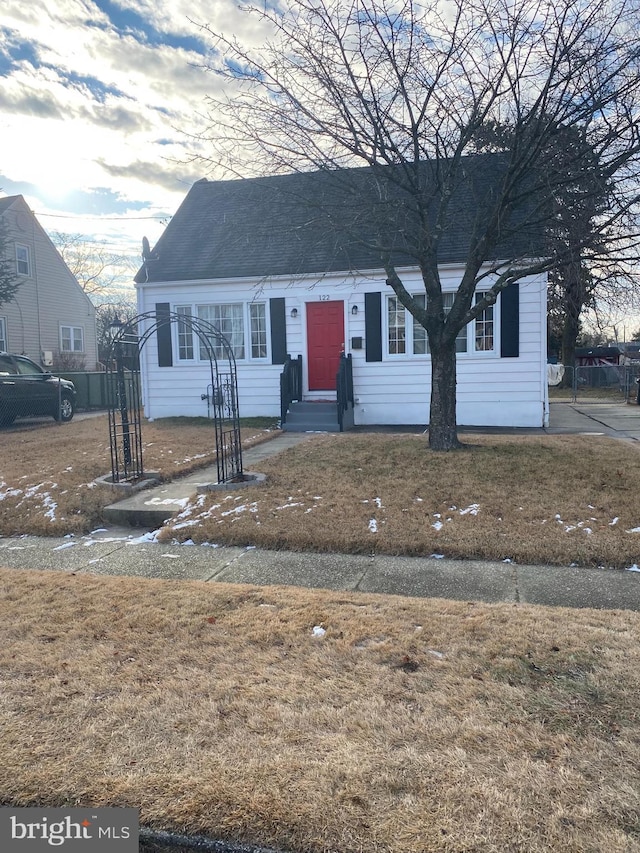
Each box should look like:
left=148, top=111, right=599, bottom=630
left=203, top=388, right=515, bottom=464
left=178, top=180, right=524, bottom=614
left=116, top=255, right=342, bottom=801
left=97, top=158, right=201, bottom=194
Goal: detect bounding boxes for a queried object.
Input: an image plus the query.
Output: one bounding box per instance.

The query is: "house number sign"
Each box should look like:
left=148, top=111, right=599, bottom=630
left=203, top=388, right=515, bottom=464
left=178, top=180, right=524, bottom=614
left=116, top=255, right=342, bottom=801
left=318, top=294, right=331, bottom=301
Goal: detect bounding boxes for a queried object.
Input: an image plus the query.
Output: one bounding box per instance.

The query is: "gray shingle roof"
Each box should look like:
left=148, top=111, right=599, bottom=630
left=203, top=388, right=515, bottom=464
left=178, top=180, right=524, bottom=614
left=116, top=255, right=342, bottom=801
left=135, top=157, right=543, bottom=284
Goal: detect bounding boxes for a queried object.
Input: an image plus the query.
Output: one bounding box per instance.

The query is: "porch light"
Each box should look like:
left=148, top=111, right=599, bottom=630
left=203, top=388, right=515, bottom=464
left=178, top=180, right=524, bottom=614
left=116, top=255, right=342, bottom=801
left=351, top=304, right=358, bottom=315
left=290, top=307, right=298, bottom=319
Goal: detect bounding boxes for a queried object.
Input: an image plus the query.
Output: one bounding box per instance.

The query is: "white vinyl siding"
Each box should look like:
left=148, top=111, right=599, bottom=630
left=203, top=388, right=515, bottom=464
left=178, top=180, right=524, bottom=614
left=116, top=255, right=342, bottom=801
left=60, top=325, right=84, bottom=353
left=16, top=244, right=30, bottom=276
left=0, top=317, right=6, bottom=351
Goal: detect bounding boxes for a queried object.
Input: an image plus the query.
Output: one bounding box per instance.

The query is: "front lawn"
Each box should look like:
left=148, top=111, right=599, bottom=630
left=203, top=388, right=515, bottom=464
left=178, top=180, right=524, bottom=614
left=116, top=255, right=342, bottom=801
left=0, top=568, right=638, bottom=853
left=160, top=432, right=640, bottom=569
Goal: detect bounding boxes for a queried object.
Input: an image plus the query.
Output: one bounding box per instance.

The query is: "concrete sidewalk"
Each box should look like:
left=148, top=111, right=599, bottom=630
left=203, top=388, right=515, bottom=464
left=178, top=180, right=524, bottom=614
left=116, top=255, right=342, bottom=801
left=1, top=528, right=639, bottom=610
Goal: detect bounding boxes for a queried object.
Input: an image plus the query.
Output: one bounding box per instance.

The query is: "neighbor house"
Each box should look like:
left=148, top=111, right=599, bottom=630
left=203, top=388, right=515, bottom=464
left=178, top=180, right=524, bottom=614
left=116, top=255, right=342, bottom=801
left=0, top=195, right=98, bottom=369
left=134, top=163, right=549, bottom=429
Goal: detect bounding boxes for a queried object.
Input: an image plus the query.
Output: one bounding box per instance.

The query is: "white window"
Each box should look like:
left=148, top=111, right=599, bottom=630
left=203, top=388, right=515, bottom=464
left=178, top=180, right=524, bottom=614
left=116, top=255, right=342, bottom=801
left=174, top=302, right=268, bottom=362
left=16, top=244, right=30, bottom=276
left=198, top=303, right=245, bottom=360
left=474, top=292, right=495, bottom=352
left=388, top=296, right=406, bottom=354
left=387, top=291, right=495, bottom=357
left=176, top=306, right=194, bottom=360
left=249, top=302, right=268, bottom=359
left=0, top=317, right=6, bottom=351
left=410, top=293, right=468, bottom=355
left=60, top=325, right=84, bottom=353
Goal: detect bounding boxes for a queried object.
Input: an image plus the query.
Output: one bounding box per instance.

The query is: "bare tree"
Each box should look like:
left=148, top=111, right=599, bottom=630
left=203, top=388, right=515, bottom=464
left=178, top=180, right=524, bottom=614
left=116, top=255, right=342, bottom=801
left=193, top=0, right=640, bottom=449
left=52, top=232, right=135, bottom=301
left=0, top=220, right=21, bottom=308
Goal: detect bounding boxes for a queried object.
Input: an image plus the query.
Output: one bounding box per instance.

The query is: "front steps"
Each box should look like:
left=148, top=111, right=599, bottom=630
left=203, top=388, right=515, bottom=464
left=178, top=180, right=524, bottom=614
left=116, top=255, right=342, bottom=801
left=283, top=400, right=343, bottom=432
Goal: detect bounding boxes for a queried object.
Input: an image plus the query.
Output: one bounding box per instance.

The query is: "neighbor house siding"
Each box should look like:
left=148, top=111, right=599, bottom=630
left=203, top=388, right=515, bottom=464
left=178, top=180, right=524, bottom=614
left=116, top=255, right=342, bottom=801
left=0, top=197, right=97, bottom=368
left=136, top=266, right=547, bottom=428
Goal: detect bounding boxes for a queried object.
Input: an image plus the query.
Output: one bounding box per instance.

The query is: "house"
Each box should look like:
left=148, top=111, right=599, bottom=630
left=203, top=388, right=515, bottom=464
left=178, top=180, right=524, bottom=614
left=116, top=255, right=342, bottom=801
left=134, top=164, right=548, bottom=429
left=0, top=195, right=98, bottom=369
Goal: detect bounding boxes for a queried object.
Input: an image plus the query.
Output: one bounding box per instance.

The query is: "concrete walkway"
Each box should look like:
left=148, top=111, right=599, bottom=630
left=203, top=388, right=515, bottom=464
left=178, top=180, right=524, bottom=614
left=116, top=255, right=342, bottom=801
left=1, top=401, right=639, bottom=611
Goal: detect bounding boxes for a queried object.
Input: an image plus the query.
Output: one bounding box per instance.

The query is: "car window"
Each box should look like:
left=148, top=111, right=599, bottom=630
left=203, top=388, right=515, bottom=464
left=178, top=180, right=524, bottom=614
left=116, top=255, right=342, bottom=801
left=14, top=357, right=45, bottom=376
left=0, top=355, right=17, bottom=375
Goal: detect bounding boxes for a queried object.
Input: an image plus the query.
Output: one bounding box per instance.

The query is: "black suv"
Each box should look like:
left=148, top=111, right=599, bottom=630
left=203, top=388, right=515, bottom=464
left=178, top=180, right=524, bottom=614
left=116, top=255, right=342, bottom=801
left=0, top=353, right=76, bottom=426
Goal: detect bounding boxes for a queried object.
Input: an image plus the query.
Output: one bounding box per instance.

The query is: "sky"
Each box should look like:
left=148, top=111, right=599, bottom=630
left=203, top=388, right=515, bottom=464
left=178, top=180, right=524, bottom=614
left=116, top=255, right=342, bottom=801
left=0, top=0, right=255, bottom=302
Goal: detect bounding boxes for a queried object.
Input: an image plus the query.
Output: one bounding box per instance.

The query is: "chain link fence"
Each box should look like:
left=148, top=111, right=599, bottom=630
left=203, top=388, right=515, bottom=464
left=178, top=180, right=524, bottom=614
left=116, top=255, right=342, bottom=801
left=548, top=363, right=640, bottom=403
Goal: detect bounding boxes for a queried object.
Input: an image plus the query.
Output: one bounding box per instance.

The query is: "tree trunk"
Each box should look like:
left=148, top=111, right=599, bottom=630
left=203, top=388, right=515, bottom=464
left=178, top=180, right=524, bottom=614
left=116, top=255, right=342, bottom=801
left=560, top=299, right=581, bottom=389
left=428, top=340, right=461, bottom=450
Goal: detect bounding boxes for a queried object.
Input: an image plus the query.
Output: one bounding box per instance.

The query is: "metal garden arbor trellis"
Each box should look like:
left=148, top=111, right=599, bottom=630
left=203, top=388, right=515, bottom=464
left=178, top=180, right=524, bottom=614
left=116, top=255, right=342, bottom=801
left=106, top=310, right=242, bottom=485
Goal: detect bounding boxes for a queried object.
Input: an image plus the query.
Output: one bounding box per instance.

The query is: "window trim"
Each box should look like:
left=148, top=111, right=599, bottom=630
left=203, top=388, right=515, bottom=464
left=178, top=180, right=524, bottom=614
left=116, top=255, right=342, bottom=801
left=60, top=324, right=85, bottom=354
left=173, top=301, right=270, bottom=364
left=385, top=291, right=498, bottom=359
left=15, top=243, right=30, bottom=277
left=0, top=317, right=6, bottom=352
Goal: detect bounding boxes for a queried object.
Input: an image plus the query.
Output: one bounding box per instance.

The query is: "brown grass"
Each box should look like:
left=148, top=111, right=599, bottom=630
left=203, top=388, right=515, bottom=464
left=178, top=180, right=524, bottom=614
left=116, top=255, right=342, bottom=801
left=160, top=432, right=640, bottom=569
left=0, top=568, right=638, bottom=852
left=0, top=415, right=278, bottom=537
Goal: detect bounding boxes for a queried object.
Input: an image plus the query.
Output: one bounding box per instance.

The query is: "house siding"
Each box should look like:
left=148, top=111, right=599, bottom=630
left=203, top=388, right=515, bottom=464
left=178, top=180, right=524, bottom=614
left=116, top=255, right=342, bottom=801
left=137, top=266, right=548, bottom=428
left=0, top=198, right=98, bottom=368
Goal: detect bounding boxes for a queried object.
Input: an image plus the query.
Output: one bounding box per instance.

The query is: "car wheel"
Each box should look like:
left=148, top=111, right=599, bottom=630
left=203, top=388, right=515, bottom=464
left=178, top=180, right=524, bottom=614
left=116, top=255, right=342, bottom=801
left=54, top=395, right=75, bottom=423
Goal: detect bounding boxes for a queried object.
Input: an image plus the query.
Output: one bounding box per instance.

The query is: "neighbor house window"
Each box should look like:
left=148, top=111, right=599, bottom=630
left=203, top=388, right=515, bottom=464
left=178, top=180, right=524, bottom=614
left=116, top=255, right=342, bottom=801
left=60, top=325, right=84, bottom=353
left=474, top=292, right=495, bottom=352
left=249, top=303, right=267, bottom=359
left=0, top=317, right=6, bottom=351
left=16, top=244, right=30, bottom=276
left=176, top=306, right=194, bottom=360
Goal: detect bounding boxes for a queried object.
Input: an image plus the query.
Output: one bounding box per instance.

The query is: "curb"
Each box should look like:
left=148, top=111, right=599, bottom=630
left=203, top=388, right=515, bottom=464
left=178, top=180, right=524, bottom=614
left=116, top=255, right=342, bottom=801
left=139, top=827, right=286, bottom=853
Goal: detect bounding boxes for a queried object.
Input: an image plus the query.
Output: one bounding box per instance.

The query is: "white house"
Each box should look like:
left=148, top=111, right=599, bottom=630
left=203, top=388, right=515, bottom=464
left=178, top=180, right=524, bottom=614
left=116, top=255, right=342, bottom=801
left=135, top=164, right=548, bottom=429
left=0, top=195, right=98, bottom=369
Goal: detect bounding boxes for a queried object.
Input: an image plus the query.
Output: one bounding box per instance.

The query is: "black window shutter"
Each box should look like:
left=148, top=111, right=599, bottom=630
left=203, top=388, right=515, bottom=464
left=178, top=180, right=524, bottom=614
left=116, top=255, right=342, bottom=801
left=270, top=297, right=287, bottom=364
left=365, top=292, right=382, bottom=362
left=156, top=302, right=173, bottom=367
left=500, top=284, right=519, bottom=358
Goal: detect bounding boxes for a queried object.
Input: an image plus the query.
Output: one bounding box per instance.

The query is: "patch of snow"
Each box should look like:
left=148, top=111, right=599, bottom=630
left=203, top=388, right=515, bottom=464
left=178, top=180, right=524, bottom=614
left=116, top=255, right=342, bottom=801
left=126, top=530, right=161, bottom=544
left=626, top=564, right=640, bottom=572
left=53, top=542, right=75, bottom=551
left=427, top=649, right=445, bottom=659
left=432, top=520, right=443, bottom=531
left=626, top=527, right=640, bottom=534
left=459, top=504, right=480, bottom=516
left=368, top=519, right=378, bottom=533
left=430, top=553, right=445, bottom=559
left=312, top=625, right=326, bottom=638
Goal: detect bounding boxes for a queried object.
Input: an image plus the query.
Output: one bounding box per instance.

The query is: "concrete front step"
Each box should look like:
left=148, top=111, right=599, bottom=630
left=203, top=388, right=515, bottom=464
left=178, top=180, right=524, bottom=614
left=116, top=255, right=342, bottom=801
left=283, top=401, right=340, bottom=432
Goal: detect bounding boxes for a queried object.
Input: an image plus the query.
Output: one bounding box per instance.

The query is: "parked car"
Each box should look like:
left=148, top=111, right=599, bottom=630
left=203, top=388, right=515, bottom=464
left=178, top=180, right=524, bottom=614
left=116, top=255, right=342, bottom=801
left=0, top=353, right=76, bottom=426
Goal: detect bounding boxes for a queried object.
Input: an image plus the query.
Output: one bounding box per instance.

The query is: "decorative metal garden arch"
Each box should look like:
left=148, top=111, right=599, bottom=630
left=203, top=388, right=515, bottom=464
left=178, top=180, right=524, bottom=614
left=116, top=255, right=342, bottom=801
left=106, top=310, right=242, bottom=485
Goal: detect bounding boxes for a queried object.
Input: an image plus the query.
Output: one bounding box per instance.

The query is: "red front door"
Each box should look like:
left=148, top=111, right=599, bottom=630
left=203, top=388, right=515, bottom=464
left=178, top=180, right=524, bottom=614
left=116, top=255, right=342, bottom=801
left=306, top=301, right=344, bottom=391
